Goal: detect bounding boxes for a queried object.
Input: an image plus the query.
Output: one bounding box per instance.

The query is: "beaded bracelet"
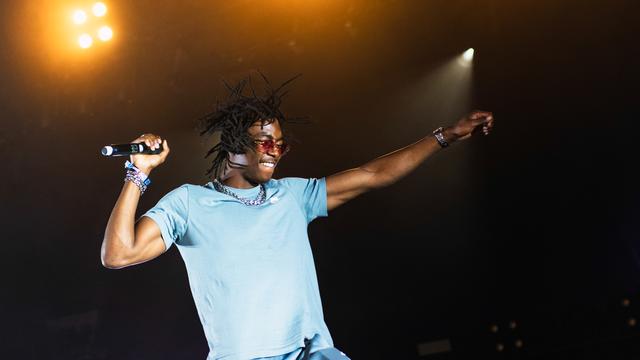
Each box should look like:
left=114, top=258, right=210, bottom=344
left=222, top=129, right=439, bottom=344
left=124, top=160, right=151, bottom=195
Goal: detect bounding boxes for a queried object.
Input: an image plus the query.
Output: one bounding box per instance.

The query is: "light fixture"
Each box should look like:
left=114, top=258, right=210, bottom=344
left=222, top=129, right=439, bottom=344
left=78, top=34, right=93, bottom=49
left=92, top=2, right=108, bottom=17
left=462, top=48, right=474, bottom=62
left=97, top=26, right=113, bottom=41
left=71, top=3, right=114, bottom=49
left=72, top=10, right=88, bottom=25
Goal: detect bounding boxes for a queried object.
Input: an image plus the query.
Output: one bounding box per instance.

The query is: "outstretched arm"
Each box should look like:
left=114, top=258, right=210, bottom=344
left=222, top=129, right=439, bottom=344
left=326, top=111, right=494, bottom=211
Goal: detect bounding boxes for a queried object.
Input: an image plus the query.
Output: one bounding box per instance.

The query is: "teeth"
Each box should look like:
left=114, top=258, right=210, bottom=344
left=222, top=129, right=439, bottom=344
left=260, top=162, right=275, bottom=168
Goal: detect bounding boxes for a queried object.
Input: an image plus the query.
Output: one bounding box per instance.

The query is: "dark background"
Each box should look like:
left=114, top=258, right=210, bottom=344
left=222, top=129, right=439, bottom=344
left=1, top=0, right=638, bottom=359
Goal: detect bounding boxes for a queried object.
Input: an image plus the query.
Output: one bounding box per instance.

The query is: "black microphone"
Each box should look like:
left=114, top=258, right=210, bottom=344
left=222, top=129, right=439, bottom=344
left=101, top=142, right=163, bottom=157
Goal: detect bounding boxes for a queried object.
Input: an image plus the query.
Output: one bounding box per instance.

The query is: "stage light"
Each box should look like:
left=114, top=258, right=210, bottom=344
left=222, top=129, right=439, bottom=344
left=514, top=339, right=524, bottom=348
left=78, top=34, right=93, bottom=49
left=68, top=3, right=114, bottom=51
left=92, top=2, right=107, bottom=17
left=463, top=48, right=474, bottom=62
left=72, top=10, right=88, bottom=25
left=490, top=319, right=525, bottom=353
left=456, top=48, right=475, bottom=67
left=97, top=26, right=113, bottom=41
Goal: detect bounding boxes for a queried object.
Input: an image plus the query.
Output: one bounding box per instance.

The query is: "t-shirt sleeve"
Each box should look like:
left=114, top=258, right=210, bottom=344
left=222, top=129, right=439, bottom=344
left=142, top=185, right=189, bottom=250
left=281, top=177, right=328, bottom=223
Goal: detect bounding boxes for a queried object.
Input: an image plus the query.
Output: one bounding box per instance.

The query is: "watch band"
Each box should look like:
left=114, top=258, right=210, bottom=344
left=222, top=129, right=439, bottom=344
left=433, top=127, right=449, bottom=148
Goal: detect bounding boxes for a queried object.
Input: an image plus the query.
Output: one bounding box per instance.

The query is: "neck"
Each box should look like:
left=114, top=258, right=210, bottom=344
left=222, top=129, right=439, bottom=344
left=218, top=172, right=259, bottom=189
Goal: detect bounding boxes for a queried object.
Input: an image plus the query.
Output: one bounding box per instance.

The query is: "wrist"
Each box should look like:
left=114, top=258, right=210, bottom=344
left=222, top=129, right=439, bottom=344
left=124, top=161, right=152, bottom=195
left=432, top=126, right=458, bottom=148
left=128, top=161, right=153, bottom=176
left=137, top=166, right=153, bottom=176
left=442, top=127, right=461, bottom=144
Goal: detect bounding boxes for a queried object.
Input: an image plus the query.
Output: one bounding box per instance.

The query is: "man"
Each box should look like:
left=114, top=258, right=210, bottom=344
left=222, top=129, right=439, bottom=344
left=101, top=78, right=494, bottom=359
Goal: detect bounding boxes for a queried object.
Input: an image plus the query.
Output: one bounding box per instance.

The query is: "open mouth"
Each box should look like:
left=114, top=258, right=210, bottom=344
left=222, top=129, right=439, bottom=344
left=259, top=160, right=277, bottom=169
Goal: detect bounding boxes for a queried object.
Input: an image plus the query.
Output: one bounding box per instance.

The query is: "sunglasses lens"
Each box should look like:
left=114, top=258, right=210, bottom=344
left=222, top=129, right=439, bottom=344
left=255, top=141, right=269, bottom=153
left=255, top=140, right=289, bottom=155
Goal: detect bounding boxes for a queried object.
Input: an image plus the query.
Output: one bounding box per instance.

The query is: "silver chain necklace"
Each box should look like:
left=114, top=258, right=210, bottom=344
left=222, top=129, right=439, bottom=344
left=212, top=179, right=267, bottom=206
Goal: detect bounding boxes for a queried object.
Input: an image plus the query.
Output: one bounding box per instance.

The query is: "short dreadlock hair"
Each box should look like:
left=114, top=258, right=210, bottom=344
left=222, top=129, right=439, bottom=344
left=199, top=73, right=303, bottom=178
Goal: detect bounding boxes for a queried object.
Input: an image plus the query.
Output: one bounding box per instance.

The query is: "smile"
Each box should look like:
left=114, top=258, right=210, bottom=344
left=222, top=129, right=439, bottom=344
left=259, top=161, right=276, bottom=168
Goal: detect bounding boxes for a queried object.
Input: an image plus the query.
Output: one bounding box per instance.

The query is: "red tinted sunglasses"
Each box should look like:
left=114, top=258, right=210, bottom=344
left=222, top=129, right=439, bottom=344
left=253, top=139, right=290, bottom=156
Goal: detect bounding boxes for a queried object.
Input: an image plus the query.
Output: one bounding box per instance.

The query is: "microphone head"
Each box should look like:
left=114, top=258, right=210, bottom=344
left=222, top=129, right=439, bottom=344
left=101, top=146, right=114, bottom=156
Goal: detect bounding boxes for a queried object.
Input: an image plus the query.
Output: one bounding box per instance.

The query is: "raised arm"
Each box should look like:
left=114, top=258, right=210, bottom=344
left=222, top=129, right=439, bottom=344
left=326, top=111, right=494, bottom=211
left=101, top=134, right=170, bottom=269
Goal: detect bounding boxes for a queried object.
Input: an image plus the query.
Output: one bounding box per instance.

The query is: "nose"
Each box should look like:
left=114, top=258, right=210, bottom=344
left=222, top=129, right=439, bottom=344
left=266, top=144, right=283, bottom=158
left=266, top=147, right=279, bottom=158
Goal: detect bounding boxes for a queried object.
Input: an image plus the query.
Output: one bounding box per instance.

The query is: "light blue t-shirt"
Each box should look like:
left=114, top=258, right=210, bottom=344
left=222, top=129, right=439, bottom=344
left=143, top=177, right=334, bottom=360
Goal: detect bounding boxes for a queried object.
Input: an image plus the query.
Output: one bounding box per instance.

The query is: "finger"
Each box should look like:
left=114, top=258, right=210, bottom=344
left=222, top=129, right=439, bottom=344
left=142, top=134, right=161, bottom=149
left=472, top=117, right=490, bottom=126
left=133, top=133, right=152, bottom=143
left=131, top=135, right=146, bottom=143
left=162, top=139, right=170, bottom=154
left=470, top=114, right=493, bottom=127
left=471, top=110, right=492, bottom=119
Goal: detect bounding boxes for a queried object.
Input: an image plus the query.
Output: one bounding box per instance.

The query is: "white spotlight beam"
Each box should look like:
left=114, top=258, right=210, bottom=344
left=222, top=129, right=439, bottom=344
left=463, top=48, right=475, bottom=61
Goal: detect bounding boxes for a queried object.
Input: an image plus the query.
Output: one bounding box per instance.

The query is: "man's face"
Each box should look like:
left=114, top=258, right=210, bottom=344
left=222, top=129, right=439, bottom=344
left=229, top=119, right=287, bottom=185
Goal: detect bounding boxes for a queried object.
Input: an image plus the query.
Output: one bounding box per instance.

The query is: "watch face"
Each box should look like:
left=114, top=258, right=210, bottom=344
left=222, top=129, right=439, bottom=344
left=433, top=129, right=448, bottom=147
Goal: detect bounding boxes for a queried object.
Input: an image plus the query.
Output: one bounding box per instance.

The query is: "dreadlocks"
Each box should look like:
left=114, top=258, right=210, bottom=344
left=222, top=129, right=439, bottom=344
left=199, top=73, right=303, bottom=178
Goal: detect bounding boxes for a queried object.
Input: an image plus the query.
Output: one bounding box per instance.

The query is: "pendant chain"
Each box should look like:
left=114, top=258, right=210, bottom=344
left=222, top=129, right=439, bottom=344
left=212, top=179, right=267, bottom=206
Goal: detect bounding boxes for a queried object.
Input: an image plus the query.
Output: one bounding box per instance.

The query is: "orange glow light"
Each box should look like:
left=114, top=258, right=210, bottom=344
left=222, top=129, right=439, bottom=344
left=78, top=34, right=93, bottom=48
left=92, top=2, right=107, bottom=17
left=97, top=26, right=113, bottom=41
left=72, top=10, right=87, bottom=25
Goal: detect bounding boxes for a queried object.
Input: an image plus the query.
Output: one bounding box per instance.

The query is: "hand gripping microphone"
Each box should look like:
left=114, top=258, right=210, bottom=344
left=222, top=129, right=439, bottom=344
left=101, top=142, right=164, bottom=157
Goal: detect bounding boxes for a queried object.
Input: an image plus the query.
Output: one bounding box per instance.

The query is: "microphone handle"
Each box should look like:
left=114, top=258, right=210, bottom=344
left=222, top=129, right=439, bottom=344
left=101, top=142, right=164, bottom=157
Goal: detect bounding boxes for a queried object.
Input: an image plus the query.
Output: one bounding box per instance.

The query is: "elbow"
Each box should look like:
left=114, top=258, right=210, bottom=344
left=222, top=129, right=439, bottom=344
left=101, top=245, right=133, bottom=270
left=101, top=256, right=122, bottom=269
left=101, top=254, right=128, bottom=269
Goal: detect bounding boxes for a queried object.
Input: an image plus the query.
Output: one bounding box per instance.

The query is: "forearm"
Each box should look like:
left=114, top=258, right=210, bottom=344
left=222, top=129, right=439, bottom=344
left=327, top=112, right=492, bottom=210
left=360, top=128, right=457, bottom=189
left=101, top=181, right=144, bottom=266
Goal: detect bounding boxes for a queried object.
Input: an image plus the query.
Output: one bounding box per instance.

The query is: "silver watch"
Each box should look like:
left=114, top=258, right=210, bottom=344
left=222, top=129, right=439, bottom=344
left=433, top=127, right=449, bottom=148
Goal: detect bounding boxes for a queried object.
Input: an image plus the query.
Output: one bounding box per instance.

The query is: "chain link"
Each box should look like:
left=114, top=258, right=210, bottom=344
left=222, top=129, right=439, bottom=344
left=212, top=179, right=267, bottom=206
